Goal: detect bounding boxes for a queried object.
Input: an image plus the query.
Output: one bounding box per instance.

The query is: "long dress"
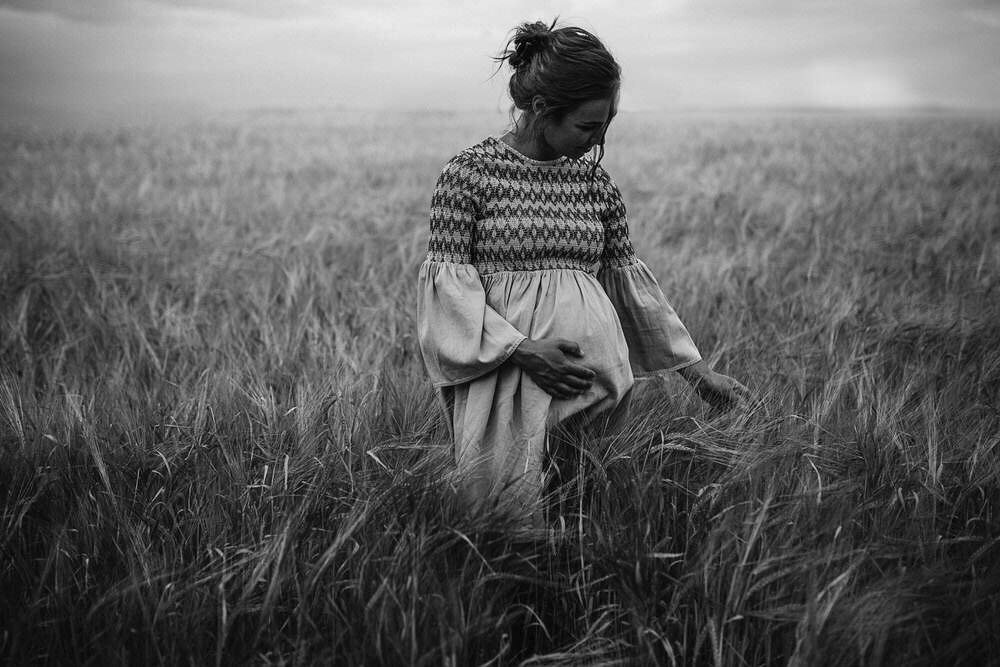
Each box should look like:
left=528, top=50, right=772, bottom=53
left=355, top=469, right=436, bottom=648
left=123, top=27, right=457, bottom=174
left=417, top=136, right=701, bottom=515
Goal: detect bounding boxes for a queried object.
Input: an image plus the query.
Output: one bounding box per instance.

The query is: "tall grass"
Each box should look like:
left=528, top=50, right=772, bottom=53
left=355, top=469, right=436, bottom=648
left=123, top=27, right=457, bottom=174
left=2, top=110, right=998, bottom=665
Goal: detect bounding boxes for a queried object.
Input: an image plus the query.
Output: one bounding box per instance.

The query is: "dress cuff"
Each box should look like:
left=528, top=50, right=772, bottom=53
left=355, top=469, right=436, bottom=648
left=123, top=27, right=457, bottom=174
left=417, top=260, right=526, bottom=387
left=598, top=259, right=702, bottom=374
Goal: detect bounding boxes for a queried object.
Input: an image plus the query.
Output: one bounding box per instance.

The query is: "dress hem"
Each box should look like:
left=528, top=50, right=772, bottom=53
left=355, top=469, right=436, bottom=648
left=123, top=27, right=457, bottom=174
left=632, top=355, right=703, bottom=377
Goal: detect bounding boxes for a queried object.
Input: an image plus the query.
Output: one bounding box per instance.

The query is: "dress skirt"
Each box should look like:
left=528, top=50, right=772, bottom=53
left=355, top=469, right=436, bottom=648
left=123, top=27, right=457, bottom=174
left=418, top=258, right=700, bottom=518
left=445, top=267, right=632, bottom=512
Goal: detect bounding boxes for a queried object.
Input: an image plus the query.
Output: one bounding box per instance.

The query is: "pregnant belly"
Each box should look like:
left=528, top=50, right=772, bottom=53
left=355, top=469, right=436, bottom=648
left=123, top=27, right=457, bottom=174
left=481, top=269, right=633, bottom=414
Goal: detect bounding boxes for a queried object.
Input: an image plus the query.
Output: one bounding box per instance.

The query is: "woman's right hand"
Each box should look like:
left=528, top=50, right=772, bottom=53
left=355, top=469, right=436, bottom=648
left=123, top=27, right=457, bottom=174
left=510, top=338, right=596, bottom=400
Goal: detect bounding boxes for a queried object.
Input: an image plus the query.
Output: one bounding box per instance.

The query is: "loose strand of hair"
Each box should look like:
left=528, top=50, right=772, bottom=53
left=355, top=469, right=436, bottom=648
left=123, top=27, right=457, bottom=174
left=588, top=142, right=605, bottom=202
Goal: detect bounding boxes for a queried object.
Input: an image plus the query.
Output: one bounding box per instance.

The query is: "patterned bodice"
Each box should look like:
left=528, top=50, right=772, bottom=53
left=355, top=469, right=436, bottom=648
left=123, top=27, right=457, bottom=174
left=426, top=137, right=636, bottom=275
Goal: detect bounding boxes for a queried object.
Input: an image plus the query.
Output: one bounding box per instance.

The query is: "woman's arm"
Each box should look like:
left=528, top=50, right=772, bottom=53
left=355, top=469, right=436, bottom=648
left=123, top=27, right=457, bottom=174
left=418, top=156, right=527, bottom=387
left=597, top=170, right=747, bottom=408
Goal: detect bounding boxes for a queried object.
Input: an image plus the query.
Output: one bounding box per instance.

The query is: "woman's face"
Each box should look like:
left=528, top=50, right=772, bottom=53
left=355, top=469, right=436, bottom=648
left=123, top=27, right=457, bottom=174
left=541, top=96, right=617, bottom=160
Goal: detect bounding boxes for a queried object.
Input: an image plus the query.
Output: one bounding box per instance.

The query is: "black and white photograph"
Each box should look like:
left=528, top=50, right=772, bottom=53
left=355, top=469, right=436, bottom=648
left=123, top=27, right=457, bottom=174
left=2, top=1, right=998, bottom=664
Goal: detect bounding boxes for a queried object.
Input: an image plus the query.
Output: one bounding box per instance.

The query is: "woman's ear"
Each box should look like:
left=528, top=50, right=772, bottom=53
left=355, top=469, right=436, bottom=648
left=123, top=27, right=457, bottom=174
left=530, top=95, right=547, bottom=116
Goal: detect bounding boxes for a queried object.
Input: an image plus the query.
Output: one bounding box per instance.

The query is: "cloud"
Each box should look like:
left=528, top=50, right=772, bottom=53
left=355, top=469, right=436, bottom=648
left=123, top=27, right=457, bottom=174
left=0, top=0, right=320, bottom=22
left=1, top=0, right=999, bottom=126
left=0, top=0, right=134, bottom=22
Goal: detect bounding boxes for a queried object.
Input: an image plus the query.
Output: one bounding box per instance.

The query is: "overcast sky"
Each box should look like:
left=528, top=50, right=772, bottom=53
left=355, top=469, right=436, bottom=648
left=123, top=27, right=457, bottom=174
left=2, top=0, right=999, bottom=125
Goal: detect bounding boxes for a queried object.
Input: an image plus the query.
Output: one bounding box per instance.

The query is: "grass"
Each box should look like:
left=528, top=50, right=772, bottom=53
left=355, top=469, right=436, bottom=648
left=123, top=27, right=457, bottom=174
left=1, top=109, right=999, bottom=665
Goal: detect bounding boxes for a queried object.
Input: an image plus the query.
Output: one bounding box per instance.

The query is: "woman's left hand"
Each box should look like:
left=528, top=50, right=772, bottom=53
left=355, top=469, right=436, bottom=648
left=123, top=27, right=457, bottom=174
left=678, top=360, right=750, bottom=410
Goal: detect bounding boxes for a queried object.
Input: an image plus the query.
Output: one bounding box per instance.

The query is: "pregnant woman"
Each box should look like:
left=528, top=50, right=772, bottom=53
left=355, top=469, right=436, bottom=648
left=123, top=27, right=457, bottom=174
left=417, top=19, right=747, bottom=520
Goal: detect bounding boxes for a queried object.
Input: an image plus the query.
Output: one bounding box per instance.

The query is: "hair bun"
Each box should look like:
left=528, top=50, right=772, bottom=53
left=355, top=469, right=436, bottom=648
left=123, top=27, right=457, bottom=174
left=508, top=21, right=552, bottom=69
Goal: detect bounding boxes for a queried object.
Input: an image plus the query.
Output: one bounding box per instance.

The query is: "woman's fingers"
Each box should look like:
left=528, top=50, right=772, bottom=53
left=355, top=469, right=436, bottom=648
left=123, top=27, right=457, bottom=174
left=560, top=357, right=595, bottom=380
left=722, top=375, right=750, bottom=399
left=514, top=337, right=596, bottom=398
left=703, top=374, right=752, bottom=409
left=563, top=363, right=595, bottom=383
left=542, top=378, right=590, bottom=399
left=538, top=380, right=567, bottom=399
left=521, top=365, right=589, bottom=397
left=555, top=340, right=596, bottom=377
left=555, top=339, right=583, bottom=357
left=732, top=380, right=752, bottom=400
left=555, top=385, right=577, bottom=399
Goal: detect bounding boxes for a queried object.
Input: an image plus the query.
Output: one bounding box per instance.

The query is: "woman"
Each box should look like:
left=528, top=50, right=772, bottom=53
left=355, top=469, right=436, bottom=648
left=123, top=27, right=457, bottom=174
left=417, top=20, right=747, bottom=518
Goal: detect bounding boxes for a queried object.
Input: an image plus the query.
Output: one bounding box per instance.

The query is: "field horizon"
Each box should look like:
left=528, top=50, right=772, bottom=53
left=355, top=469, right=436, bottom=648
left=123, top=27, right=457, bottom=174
left=5, top=104, right=1000, bottom=136
left=2, top=110, right=998, bottom=665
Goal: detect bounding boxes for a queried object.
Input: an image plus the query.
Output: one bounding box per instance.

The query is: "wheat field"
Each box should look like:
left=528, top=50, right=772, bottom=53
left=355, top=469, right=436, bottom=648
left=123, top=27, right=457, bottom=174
left=2, top=110, right=999, bottom=665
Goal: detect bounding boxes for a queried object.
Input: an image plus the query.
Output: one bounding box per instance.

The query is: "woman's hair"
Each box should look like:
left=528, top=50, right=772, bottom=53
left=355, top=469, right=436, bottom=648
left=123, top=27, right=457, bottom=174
left=494, top=19, right=621, bottom=180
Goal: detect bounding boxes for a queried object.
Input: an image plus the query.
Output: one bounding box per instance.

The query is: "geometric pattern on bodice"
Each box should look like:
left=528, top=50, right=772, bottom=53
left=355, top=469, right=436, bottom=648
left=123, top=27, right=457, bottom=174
left=427, top=137, right=636, bottom=275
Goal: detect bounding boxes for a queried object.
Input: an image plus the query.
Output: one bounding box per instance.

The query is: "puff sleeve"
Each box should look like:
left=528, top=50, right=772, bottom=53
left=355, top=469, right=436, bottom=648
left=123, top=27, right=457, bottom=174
left=417, top=156, right=527, bottom=387
left=596, top=173, right=702, bottom=374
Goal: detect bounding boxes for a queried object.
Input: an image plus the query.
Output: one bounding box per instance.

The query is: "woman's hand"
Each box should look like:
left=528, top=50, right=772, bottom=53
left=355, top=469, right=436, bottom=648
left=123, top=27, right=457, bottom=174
left=678, top=360, right=750, bottom=410
left=510, top=338, right=596, bottom=400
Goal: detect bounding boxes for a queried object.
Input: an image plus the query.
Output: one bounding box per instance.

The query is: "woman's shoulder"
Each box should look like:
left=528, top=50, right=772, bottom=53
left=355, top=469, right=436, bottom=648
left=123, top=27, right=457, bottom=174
left=434, top=137, right=509, bottom=190
left=446, top=137, right=506, bottom=167
left=437, top=138, right=494, bottom=174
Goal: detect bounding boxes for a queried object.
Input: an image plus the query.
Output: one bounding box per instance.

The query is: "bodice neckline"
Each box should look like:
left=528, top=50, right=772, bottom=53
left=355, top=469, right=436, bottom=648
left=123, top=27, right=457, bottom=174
left=489, top=135, right=569, bottom=167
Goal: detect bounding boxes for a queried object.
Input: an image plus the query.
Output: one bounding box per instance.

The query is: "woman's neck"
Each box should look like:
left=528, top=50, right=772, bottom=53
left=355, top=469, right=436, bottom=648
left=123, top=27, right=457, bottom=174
left=502, top=115, right=558, bottom=161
